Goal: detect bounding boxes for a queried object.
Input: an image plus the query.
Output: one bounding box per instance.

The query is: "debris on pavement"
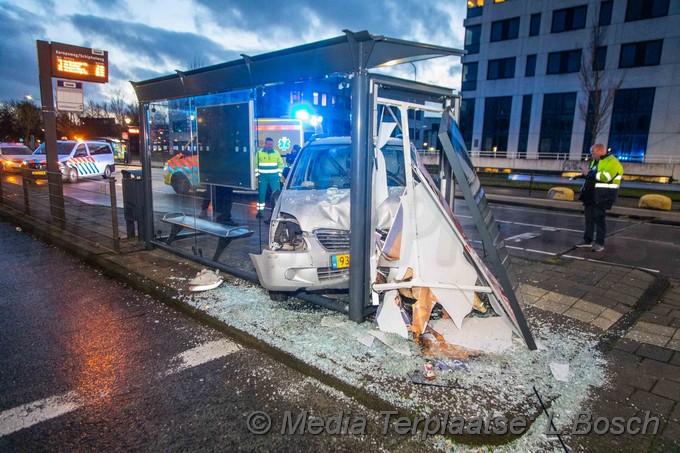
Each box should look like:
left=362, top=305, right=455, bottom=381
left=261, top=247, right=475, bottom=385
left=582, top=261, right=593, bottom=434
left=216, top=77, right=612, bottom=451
left=188, top=268, right=223, bottom=292
left=549, top=362, right=571, bottom=382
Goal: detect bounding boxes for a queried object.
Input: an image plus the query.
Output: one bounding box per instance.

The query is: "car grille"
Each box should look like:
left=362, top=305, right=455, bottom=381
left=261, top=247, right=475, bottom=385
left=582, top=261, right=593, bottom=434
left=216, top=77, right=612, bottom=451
left=315, top=229, right=350, bottom=251
left=26, top=162, right=46, bottom=170
left=317, top=267, right=349, bottom=281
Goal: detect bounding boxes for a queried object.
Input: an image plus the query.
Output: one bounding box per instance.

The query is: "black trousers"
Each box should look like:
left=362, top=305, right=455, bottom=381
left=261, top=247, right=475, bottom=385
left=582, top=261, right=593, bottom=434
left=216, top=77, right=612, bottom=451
left=201, top=185, right=233, bottom=223
left=583, top=202, right=607, bottom=246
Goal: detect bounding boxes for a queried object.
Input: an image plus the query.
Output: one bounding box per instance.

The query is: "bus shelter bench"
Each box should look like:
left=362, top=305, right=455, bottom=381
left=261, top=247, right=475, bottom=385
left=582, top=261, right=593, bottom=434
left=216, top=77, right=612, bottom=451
left=161, top=212, right=253, bottom=261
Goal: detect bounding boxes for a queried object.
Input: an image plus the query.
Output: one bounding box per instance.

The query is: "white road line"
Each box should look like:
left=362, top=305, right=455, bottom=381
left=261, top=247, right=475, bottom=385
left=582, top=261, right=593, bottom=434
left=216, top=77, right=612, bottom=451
left=0, top=391, right=85, bottom=437
left=163, top=339, right=241, bottom=376
left=0, top=339, right=241, bottom=438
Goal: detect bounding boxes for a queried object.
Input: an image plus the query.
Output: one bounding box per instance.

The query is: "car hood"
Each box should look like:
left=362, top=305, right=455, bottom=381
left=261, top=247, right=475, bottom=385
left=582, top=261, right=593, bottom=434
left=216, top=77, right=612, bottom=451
left=276, top=186, right=403, bottom=232
left=2, top=154, right=33, bottom=161
left=23, top=156, right=70, bottom=163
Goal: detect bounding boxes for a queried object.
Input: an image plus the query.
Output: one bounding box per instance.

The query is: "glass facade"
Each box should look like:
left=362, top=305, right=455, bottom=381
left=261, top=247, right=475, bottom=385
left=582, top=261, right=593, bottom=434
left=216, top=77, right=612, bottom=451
left=462, top=62, right=479, bottom=91
left=518, top=95, right=532, bottom=157
left=482, top=96, right=512, bottom=156
left=608, top=88, right=655, bottom=162
left=539, top=92, right=577, bottom=157
left=460, top=98, right=476, bottom=150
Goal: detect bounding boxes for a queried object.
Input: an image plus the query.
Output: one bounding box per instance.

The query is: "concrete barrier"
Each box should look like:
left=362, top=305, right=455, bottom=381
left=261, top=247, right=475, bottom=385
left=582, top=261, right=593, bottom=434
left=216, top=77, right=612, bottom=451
left=638, top=194, right=672, bottom=211
left=548, top=187, right=574, bottom=201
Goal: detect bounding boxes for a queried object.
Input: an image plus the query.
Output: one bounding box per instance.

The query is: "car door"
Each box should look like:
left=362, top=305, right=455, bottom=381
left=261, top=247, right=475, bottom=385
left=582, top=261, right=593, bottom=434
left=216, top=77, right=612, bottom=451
left=69, top=143, right=98, bottom=177
left=87, top=142, right=113, bottom=176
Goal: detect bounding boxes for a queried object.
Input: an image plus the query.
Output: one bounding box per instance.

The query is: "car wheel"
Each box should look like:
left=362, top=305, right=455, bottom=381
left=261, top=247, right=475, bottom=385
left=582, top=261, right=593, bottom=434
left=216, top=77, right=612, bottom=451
left=67, top=167, right=78, bottom=183
left=102, top=165, right=112, bottom=179
left=269, top=291, right=289, bottom=302
left=171, top=173, right=192, bottom=194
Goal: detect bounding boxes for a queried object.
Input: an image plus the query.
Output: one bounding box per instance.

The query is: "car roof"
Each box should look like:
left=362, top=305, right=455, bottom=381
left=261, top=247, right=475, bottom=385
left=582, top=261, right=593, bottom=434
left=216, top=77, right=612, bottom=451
left=306, top=136, right=404, bottom=147
left=0, top=142, right=29, bottom=147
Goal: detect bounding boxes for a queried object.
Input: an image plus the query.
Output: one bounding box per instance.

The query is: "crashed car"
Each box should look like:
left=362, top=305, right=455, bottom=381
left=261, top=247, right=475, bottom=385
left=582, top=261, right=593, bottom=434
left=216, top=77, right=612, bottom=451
left=251, top=136, right=409, bottom=296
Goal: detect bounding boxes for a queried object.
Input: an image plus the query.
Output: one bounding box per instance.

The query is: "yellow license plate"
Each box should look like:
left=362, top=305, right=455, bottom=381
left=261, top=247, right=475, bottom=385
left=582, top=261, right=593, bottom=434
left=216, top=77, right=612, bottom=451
left=32, top=171, right=46, bottom=176
left=331, top=254, right=350, bottom=269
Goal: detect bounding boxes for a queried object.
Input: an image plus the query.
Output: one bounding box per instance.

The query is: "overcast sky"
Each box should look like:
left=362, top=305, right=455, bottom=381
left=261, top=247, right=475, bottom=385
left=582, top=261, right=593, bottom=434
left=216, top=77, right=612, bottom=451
left=0, top=0, right=466, bottom=105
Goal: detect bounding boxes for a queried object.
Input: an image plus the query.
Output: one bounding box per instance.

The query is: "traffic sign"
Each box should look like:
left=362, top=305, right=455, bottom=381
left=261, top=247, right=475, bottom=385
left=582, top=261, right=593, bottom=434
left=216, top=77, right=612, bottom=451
left=56, top=79, right=84, bottom=112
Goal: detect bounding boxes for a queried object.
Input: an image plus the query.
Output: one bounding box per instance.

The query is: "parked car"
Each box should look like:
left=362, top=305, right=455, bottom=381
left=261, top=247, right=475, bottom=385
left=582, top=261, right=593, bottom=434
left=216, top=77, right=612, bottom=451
left=251, top=136, right=409, bottom=297
left=0, top=143, right=33, bottom=173
left=25, top=140, right=115, bottom=183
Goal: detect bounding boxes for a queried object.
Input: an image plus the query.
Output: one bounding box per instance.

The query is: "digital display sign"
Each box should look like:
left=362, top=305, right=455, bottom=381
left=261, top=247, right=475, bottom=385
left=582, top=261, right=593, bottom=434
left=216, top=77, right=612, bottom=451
left=51, top=42, right=108, bottom=84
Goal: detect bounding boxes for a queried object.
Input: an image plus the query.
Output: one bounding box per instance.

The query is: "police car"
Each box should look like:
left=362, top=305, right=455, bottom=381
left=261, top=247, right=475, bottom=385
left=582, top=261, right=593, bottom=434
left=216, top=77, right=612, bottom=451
left=25, top=140, right=115, bottom=183
left=0, top=143, right=33, bottom=173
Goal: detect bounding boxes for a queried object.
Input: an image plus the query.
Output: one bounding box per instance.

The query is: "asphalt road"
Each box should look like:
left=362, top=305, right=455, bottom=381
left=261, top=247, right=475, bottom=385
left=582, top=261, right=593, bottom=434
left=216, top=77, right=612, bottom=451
left=0, top=221, right=427, bottom=451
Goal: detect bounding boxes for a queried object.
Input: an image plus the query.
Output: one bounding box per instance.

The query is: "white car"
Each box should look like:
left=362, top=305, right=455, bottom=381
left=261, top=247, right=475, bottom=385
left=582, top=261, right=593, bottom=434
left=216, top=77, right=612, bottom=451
left=251, top=137, right=408, bottom=296
left=0, top=143, right=34, bottom=173
left=25, top=140, right=115, bottom=182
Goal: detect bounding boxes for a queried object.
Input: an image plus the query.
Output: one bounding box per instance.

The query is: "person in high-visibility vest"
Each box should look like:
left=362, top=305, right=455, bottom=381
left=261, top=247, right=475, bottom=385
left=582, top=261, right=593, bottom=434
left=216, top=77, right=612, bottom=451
left=574, top=143, right=623, bottom=252
left=254, top=137, right=284, bottom=218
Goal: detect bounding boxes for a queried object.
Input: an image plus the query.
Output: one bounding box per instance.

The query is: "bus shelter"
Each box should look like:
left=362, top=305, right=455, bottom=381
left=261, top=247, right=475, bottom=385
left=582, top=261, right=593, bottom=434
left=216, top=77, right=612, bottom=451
left=132, top=30, right=536, bottom=349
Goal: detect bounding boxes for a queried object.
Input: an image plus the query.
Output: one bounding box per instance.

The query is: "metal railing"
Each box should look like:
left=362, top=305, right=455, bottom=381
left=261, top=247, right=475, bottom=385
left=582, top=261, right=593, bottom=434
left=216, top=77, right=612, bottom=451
left=0, top=167, right=128, bottom=253
left=469, top=150, right=680, bottom=164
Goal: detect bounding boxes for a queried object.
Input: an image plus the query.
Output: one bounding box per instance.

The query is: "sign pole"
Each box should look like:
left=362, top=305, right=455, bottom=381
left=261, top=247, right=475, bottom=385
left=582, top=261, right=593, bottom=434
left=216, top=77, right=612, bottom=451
left=36, top=40, right=65, bottom=228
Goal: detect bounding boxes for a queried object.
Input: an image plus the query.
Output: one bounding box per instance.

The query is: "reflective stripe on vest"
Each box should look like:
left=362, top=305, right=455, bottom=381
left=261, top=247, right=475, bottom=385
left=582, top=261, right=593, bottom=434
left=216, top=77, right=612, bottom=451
left=595, top=183, right=619, bottom=189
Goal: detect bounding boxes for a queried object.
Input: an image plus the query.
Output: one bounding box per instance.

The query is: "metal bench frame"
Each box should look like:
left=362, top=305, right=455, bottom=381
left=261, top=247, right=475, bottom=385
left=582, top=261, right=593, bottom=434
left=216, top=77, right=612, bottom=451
left=161, top=212, right=253, bottom=261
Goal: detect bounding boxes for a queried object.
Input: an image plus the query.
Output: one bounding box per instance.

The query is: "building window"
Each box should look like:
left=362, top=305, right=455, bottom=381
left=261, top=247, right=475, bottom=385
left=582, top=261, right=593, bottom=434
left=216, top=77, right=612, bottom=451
left=482, top=96, right=512, bottom=156
left=539, top=92, right=577, bottom=157
left=460, top=98, right=475, bottom=150
left=462, top=62, right=478, bottom=91
left=595, top=46, right=607, bottom=71
left=625, top=0, right=670, bottom=22
left=619, top=40, right=663, bottom=68
left=290, top=91, right=302, bottom=103
left=529, top=13, right=541, bottom=36
left=608, top=88, right=655, bottom=162
left=518, top=95, right=532, bottom=157
left=487, top=57, right=515, bottom=79
left=467, top=0, right=483, bottom=17
left=551, top=5, right=587, bottom=33
left=599, top=1, right=613, bottom=25
left=312, top=92, right=319, bottom=105
left=491, top=17, right=520, bottom=42
left=321, top=93, right=327, bottom=107
left=465, top=25, right=481, bottom=54
left=547, top=50, right=582, bottom=74
left=525, top=54, right=537, bottom=77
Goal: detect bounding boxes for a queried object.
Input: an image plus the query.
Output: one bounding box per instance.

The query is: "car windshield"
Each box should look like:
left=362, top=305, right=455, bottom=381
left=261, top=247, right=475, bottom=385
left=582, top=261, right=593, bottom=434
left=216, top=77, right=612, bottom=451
left=288, top=143, right=406, bottom=190
left=0, top=146, right=32, bottom=155
left=33, top=142, right=74, bottom=156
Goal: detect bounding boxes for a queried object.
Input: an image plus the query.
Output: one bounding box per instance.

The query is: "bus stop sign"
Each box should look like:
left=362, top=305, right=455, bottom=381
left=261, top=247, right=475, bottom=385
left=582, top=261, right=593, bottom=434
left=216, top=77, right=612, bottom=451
left=51, top=42, right=108, bottom=84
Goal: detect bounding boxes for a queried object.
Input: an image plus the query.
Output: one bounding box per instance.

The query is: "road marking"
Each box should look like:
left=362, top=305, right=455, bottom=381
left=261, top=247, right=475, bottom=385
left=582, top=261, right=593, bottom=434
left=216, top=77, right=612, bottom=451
left=0, top=339, right=241, bottom=438
left=163, top=339, right=241, bottom=376
left=0, top=391, right=85, bottom=437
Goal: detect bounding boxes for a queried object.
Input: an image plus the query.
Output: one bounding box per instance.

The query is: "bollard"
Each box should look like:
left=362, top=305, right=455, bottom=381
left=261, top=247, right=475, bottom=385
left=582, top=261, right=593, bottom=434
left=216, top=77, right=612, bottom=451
left=21, top=169, right=30, bottom=214
left=638, top=194, right=672, bottom=211
left=109, top=178, right=120, bottom=252
left=548, top=187, right=575, bottom=201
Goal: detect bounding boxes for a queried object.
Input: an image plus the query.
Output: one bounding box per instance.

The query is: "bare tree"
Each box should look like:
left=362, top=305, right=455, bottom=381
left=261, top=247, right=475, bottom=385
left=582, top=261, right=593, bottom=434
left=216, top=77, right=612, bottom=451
left=579, top=15, right=623, bottom=151
left=13, top=100, right=42, bottom=145
left=108, top=90, right=127, bottom=126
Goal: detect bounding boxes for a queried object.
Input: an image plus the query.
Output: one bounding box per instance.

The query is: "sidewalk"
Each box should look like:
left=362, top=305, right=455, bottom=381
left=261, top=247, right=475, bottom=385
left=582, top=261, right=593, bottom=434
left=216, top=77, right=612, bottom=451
left=1, top=199, right=679, bottom=451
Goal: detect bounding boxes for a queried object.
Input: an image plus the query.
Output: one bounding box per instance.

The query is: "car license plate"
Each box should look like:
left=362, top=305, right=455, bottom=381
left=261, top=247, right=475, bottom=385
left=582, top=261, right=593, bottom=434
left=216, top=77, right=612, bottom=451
left=32, top=171, right=46, bottom=176
left=332, top=254, right=350, bottom=269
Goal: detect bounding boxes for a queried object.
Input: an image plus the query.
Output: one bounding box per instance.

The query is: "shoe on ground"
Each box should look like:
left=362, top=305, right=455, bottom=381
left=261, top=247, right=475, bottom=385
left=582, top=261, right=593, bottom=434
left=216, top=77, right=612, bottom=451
left=188, top=269, right=223, bottom=291
left=592, top=244, right=604, bottom=252
left=574, top=241, right=592, bottom=248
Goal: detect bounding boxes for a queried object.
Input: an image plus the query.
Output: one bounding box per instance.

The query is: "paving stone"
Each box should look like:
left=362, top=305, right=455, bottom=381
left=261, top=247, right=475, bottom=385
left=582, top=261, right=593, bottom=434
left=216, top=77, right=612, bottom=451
left=667, top=339, right=680, bottom=352
left=670, top=319, right=680, bottom=329
left=660, top=421, right=680, bottom=444
left=614, top=303, right=633, bottom=314
left=639, top=312, right=673, bottom=326
left=650, top=304, right=673, bottom=316
left=600, top=307, right=623, bottom=322
left=638, top=359, right=680, bottom=383
left=534, top=298, right=571, bottom=315
left=671, top=352, right=680, bottom=367
left=591, top=316, right=615, bottom=331
left=636, top=344, right=674, bottom=363
left=629, top=390, right=675, bottom=417
left=541, top=291, right=578, bottom=306
left=625, top=330, right=670, bottom=348
left=651, top=379, right=680, bottom=401
left=612, top=368, right=657, bottom=392
left=596, top=383, right=635, bottom=403
left=609, top=349, right=642, bottom=365
left=520, top=284, right=548, bottom=298
left=573, top=299, right=606, bottom=315
left=636, top=322, right=676, bottom=339
left=564, top=307, right=597, bottom=323
left=670, top=309, right=680, bottom=321
left=615, top=338, right=641, bottom=354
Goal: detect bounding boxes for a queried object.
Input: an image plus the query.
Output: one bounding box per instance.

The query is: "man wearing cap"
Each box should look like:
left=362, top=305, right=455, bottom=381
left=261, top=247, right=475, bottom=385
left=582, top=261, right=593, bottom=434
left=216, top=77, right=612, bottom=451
left=254, top=137, right=284, bottom=218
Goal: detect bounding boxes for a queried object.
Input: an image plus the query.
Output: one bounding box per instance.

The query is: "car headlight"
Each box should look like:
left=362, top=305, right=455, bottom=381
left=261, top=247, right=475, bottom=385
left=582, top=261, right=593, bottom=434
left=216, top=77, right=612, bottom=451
left=270, top=213, right=306, bottom=251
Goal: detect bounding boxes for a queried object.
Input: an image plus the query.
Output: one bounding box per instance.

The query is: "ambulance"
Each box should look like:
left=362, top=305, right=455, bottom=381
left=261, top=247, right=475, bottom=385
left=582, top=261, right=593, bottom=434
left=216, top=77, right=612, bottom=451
left=163, top=118, right=303, bottom=194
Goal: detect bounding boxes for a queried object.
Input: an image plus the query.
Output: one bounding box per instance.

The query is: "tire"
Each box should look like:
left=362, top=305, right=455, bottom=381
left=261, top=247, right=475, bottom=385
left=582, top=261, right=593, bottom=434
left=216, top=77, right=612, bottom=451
left=102, top=165, right=112, bottom=179
left=67, top=167, right=78, bottom=183
left=171, top=173, right=192, bottom=195
left=269, top=291, right=289, bottom=302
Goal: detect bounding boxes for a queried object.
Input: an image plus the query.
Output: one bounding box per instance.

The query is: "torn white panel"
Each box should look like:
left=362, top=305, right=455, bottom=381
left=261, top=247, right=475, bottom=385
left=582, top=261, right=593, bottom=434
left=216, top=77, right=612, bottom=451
left=429, top=287, right=475, bottom=330
left=549, top=363, right=570, bottom=382
left=376, top=290, right=409, bottom=338
left=377, top=122, right=397, bottom=149
left=373, top=148, right=389, bottom=209
left=430, top=317, right=513, bottom=354
left=356, top=332, right=375, bottom=347
left=369, top=330, right=412, bottom=356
